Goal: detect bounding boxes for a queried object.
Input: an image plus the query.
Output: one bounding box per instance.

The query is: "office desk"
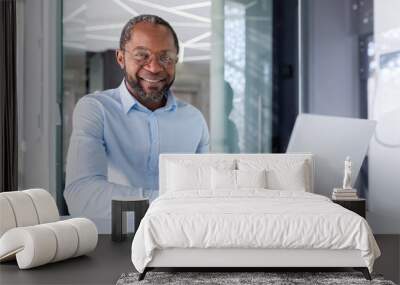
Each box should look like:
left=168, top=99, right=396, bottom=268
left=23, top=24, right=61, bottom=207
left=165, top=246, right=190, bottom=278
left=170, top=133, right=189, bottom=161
left=0, top=235, right=133, bottom=285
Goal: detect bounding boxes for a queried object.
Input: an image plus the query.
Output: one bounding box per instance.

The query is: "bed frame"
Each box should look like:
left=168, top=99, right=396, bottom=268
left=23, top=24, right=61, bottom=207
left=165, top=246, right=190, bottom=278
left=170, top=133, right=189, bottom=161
left=140, top=248, right=370, bottom=280
left=138, top=154, right=372, bottom=281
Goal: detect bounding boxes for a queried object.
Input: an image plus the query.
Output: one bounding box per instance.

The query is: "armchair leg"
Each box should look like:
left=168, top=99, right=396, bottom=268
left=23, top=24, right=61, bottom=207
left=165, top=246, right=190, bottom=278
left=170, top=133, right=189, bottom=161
left=354, top=267, right=371, bottom=280
left=138, top=268, right=148, bottom=281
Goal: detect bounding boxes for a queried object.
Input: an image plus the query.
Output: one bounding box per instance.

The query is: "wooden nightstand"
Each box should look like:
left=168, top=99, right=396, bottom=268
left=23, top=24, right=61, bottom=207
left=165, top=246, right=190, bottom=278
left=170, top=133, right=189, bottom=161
left=332, top=198, right=366, bottom=218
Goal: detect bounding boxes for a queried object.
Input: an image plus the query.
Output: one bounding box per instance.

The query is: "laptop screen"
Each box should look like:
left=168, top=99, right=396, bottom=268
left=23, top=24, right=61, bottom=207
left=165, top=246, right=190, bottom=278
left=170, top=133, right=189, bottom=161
left=286, top=114, right=376, bottom=197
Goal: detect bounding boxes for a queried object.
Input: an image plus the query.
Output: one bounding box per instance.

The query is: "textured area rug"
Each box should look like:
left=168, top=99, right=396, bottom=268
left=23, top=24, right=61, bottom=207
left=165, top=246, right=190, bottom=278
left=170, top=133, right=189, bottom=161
left=116, top=271, right=396, bottom=285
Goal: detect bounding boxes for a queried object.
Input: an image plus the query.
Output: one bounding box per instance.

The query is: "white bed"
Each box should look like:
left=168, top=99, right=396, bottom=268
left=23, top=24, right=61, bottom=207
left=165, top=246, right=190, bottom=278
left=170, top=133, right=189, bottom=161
left=131, top=154, right=380, bottom=280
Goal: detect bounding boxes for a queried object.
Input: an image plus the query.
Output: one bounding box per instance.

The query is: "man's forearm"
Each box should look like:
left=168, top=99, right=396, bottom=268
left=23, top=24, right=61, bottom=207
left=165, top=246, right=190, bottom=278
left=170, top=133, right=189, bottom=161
left=64, top=176, right=142, bottom=219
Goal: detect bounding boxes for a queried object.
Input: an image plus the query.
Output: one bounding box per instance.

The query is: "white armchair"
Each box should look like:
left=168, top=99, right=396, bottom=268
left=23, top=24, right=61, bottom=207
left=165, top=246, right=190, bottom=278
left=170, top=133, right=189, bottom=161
left=0, top=189, right=98, bottom=269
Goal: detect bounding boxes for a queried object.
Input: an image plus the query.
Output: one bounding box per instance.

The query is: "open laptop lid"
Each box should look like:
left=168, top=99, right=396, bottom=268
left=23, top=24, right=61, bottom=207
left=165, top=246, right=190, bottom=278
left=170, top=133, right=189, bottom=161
left=286, top=114, right=376, bottom=197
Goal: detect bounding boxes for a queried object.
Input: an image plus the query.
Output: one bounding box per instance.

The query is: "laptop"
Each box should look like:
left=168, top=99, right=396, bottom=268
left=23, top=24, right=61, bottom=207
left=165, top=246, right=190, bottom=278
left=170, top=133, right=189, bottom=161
left=286, top=114, right=376, bottom=197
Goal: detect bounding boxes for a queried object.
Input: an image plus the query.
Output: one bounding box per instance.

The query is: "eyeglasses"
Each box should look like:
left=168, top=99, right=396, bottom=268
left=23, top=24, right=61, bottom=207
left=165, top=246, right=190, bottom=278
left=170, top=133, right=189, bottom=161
left=122, top=48, right=178, bottom=68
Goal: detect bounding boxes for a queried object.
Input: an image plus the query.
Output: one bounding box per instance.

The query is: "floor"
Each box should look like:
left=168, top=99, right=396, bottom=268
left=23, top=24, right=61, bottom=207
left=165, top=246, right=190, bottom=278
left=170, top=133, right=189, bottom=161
left=0, top=234, right=399, bottom=284
left=0, top=235, right=134, bottom=285
left=374, top=234, right=400, bottom=284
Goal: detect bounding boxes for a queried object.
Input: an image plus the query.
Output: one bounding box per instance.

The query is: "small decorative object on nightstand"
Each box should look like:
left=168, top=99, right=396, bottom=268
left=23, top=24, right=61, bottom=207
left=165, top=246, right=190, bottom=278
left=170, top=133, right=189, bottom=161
left=112, top=197, right=149, bottom=242
left=332, top=198, right=366, bottom=218
left=332, top=156, right=359, bottom=200
left=342, top=156, right=352, bottom=190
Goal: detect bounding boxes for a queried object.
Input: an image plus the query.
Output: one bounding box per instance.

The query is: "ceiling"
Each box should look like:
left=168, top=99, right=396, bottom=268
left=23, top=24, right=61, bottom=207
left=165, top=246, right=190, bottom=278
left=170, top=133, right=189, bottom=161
left=63, top=0, right=211, bottom=62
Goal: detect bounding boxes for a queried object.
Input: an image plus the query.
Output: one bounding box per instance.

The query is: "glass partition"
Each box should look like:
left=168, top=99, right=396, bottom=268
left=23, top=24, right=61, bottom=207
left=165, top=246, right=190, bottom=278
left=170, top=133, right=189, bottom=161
left=211, top=0, right=273, bottom=153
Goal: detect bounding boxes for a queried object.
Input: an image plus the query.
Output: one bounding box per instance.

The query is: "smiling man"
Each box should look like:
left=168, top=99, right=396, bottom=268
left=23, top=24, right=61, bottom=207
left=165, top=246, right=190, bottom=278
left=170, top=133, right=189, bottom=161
left=64, top=15, right=209, bottom=231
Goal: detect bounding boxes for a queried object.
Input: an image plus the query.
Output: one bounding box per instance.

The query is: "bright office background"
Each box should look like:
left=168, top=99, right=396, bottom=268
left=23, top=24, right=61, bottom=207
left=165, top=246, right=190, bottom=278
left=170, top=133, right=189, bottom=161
left=16, top=0, right=400, bottom=234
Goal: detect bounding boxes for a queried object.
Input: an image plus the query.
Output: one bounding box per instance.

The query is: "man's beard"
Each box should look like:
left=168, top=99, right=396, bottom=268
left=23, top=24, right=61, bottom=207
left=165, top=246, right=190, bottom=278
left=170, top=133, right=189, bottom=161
left=123, top=68, right=174, bottom=105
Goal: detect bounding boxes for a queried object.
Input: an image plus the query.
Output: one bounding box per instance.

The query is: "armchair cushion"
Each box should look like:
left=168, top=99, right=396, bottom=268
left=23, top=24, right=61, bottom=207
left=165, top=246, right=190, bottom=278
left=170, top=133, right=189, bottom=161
left=0, top=189, right=59, bottom=236
left=0, top=218, right=97, bottom=269
left=0, top=189, right=98, bottom=269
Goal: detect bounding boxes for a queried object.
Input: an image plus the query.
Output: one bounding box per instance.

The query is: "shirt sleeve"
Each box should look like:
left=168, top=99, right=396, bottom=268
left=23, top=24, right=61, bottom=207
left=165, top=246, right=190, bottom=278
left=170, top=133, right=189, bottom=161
left=196, top=113, right=210, bottom=153
left=64, top=97, right=141, bottom=220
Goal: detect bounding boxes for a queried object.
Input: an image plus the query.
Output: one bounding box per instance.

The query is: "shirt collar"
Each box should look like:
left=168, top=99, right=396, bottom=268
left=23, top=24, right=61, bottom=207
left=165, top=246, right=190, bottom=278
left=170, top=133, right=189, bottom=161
left=118, top=80, right=177, bottom=114
left=161, top=90, right=178, bottom=112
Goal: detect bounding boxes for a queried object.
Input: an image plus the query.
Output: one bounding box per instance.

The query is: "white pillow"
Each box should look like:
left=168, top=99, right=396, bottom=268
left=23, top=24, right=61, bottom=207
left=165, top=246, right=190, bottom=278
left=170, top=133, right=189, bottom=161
left=211, top=168, right=268, bottom=190
left=167, top=163, right=208, bottom=191
left=238, top=159, right=309, bottom=191
left=166, top=160, right=235, bottom=191
left=237, top=169, right=267, bottom=189
left=267, top=162, right=307, bottom=191
left=211, top=168, right=236, bottom=190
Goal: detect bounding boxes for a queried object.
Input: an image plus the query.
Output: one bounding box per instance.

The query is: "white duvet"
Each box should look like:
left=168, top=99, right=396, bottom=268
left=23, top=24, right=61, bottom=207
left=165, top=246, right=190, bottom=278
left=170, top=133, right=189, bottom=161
left=131, top=190, right=380, bottom=273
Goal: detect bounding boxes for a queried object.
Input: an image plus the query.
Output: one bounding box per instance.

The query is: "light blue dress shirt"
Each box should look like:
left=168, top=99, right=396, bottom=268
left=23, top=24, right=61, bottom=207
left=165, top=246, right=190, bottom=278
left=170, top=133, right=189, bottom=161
left=64, top=81, right=209, bottom=230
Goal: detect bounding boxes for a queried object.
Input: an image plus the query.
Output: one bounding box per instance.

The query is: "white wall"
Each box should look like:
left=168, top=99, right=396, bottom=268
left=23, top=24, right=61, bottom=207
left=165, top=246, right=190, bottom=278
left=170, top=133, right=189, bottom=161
left=210, top=0, right=225, bottom=152
left=304, top=0, right=400, bottom=234
left=16, top=0, right=24, bottom=188
left=367, top=0, right=400, bottom=234
left=18, top=0, right=59, bottom=199
left=305, top=0, right=360, bottom=117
